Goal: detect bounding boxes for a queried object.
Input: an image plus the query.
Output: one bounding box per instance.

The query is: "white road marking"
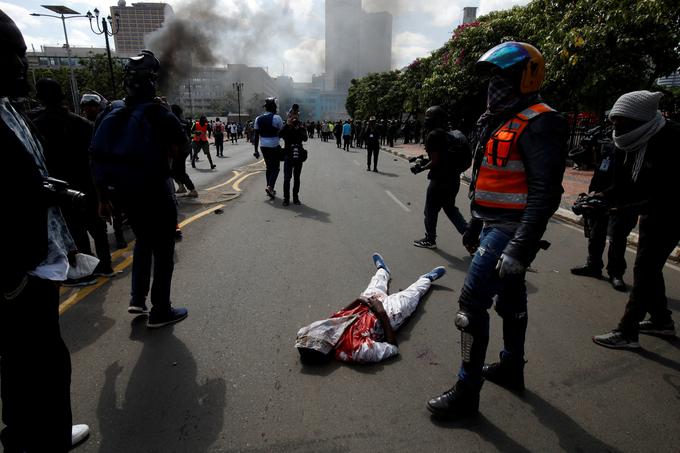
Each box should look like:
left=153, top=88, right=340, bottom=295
left=385, top=190, right=411, bottom=212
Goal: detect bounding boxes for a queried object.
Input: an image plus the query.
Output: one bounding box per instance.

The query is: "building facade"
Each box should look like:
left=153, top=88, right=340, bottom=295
left=110, top=1, right=172, bottom=57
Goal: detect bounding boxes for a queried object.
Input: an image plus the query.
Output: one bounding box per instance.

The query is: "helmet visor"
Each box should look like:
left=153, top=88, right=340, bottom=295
left=478, top=42, right=530, bottom=70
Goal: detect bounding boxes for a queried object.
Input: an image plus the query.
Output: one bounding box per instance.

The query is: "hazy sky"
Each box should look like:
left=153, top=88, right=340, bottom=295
left=1, top=0, right=530, bottom=82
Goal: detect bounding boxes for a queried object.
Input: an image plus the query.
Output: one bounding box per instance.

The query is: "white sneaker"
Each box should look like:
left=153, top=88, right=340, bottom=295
left=71, top=424, right=90, bottom=447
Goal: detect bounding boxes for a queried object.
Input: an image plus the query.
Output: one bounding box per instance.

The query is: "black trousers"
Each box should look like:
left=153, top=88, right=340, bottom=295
left=343, top=135, right=351, bottom=151
left=261, top=146, right=281, bottom=189
left=335, top=134, right=342, bottom=148
left=619, top=213, right=680, bottom=336
left=126, top=193, right=177, bottom=313
left=214, top=133, right=224, bottom=156
left=367, top=146, right=379, bottom=170
left=1, top=277, right=72, bottom=452
left=283, top=158, right=303, bottom=201
left=172, top=150, right=196, bottom=191
left=424, top=178, right=468, bottom=241
left=62, top=200, right=112, bottom=270
left=585, top=210, right=637, bottom=277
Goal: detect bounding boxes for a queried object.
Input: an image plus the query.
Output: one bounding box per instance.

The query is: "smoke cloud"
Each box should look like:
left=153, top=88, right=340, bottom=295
left=146, top=0, right=302, bottom=90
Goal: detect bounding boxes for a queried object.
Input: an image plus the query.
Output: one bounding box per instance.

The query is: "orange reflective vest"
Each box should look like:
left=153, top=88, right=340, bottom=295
left=193, top=121, right=208, bottom=142
left=473, top=103, right=555, bottom=210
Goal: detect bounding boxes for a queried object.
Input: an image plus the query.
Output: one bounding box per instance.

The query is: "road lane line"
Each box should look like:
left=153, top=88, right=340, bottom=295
left=233, top=171, right=262, bottom=192
left=59, top=203, right=227, bottom=315
left=206, top=171, right=242, bottom=191
left=385, top=190, right=411, bottom=212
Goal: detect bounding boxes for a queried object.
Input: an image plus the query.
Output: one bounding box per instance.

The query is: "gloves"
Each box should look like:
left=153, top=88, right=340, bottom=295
left=462, top=219, right=483, bottom=255
left=496, top=253, right=526, bottom=278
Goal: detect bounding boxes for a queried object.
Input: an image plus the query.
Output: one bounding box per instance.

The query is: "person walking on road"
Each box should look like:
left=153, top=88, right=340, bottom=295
left=0, top=10, right=90, bottom=450
left=362, top=116, right=381, bottom=172
left=334, top=120, right=343, bottom=149
left=253, top=97, right=284, bottom=199
left=592, top=91, right=680, bottom=349
left=229, top=121, right=238, bottom=144
left=191, top=115, right=216, bottom=169
left=295, top=253, right=447, bottom=364
left=413, top=106, right=472, bottom=249
left=342, top=119, right=352, bottom=151
left=170, top=104, right=198, bottom=198
left=280, top=118, right=308, bottom=206
left=213, top=117, right=225, bottom=157
left=91, top=50, right=189, bottom=328
left=427, top=42, right=568, bottom=419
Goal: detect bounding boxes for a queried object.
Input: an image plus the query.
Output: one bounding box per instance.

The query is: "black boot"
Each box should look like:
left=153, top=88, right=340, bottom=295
left=427, top=380, right=481, bottom=418
left=482, top=354, right=525, bottom=392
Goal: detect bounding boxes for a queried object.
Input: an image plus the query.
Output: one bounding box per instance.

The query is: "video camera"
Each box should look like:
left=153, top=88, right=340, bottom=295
left=409, top=154, right=430, bottom=174
left=43, top=177, right=86, bottom=209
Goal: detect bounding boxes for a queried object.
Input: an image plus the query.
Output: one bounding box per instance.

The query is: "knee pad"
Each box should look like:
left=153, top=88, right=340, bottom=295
left=455, top=306, right=488, bottom=363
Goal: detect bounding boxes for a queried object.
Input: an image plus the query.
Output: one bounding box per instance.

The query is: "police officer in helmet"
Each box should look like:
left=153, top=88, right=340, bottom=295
left=427, top=42, right=568, bottom=418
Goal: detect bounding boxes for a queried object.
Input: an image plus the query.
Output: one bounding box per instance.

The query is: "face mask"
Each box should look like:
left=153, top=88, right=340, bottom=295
left=486, top=75, right=517, bottom=113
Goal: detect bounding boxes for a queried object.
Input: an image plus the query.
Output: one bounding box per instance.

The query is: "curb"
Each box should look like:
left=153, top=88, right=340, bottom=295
left=381, top=146, right=680, bottom=264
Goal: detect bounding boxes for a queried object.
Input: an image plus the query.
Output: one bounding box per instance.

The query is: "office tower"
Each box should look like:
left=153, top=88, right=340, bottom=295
left=111, top=1, right=173, bottom=57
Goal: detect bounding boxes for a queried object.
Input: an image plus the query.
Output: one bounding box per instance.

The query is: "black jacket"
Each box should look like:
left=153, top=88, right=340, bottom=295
left=1, top=105, right=50, bottom=294
left=603, top=120, right=680, bottom=216
left=280, top=124, right=308, bottom=156
left=471, top=105, right=569, bottom=266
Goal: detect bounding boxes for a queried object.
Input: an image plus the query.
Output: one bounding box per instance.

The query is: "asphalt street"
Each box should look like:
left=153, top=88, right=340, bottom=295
left=54, top=137, right=679, bottom=452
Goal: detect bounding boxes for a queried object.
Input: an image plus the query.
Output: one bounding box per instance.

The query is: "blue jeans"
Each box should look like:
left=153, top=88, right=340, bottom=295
left=457, top=227, right=528, bottom=386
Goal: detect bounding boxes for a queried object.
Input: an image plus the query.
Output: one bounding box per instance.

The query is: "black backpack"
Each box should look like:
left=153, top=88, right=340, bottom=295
left=446, top=130, right=472, bottom=174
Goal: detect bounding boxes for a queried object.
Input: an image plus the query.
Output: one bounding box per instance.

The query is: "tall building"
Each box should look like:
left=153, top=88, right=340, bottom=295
left=110, top=1, right=172, bottom=57
left=463, top=7, right=478, bottom=24
left=324, top=0, right=392, bottom=91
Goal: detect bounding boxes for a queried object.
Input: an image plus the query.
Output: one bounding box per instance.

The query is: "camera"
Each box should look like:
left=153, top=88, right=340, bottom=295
left=43, top=177, right=87, bottom=208
left=409, top=154, right=430, bottom=174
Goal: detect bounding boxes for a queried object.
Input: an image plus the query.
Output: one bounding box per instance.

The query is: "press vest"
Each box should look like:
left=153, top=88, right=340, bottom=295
left=256, top=113, right=279, bottom=138
left=473, top=103, right=555, bottom=210
left=193, top=122, right=208, bottom=142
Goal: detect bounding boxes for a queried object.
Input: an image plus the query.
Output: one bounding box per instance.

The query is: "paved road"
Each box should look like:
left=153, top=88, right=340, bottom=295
left=57, top=138, right=679, bottom=452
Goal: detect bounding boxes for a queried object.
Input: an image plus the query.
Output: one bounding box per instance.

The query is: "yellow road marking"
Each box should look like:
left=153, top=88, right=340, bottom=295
left=206, top=171, right=241, bottom=191
left=59, top=204, right=226, bottom=315
left=233, top=171, right=262, bottom=192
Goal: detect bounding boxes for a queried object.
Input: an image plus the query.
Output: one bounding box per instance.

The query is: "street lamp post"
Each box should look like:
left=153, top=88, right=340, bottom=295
left=30, top=5, right=87, bottom=113
left=87, top=8, right=120, bottom=100
left=233, top=82, right=243, bottom=125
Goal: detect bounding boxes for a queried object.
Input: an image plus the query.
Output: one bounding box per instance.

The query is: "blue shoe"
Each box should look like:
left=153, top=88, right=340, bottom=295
left=422, top=266, right=446, bottom=282
left=372, top=253, right=390, bottom=274
left=147, top=307, right=188, bottom=329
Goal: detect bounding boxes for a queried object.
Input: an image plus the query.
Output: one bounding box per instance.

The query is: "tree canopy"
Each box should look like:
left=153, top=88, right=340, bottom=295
left=346, top=0, right=680, bottom=126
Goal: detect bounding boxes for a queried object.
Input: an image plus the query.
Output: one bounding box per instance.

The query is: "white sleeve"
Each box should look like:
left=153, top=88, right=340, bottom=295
left=351, top=340, right=399, bottom=364
left=253, top=117, right=260, bottom=130
left=274, top=115, right=284, bottom=130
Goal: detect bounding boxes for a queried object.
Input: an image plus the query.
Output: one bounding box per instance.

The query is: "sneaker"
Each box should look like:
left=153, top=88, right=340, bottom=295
left=282, top=199, right=290, bottom=206
left=265, top=187, right=275, bottom=199
left=187, top=189, right=199, bottom=198
left=62, top=275, right=98, bottom=287
left=211, top=164, right=217, bottom=170
left=175, top=184, right=187, bottom=194
left=422, top=266, right=446, bottom=282
left=592, top=330, right=640, bottom=349
left=570, top=265, right=602, bottom=279
left=71, top=424, right=90, bottom=447
left=639, top=319, right=676, bottom=337
left=93, top=266, right=121, bottom=278
left=371, top=252, right=390, bottom=274
left=367, top=167, right=371, bottom=171
left=175, top=226, right=183, bottom=241
left=427, top=381, right=481, bottom=418
left=413, top=237, right=437, bottom=249
left=147, top=307, right=189, bottom=329
left=128, top=301, right=149, bottom=314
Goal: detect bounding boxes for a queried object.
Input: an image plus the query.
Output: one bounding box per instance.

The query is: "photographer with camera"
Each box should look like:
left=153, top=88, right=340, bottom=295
left=0, top=10, right=90, bottom=450
left=570, top=127, right=637, bottom=292
left=280, top=117, right=309, bottom=206
left=31, top=78, right=119, bottom=286
left=412, top=106, right=472, bottom=249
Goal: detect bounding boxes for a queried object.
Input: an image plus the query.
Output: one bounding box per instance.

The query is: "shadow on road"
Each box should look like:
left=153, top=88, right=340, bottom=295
left=432, top=247, right=473, bottom=274
left=62, top=284, right=120, bottom=355
left=96, top=317, right=226, bottom=453
left=375, top=171, right=399, bottom=178
left=266, top=200, right=332, bottom=223
left=430, top=389, right=621, bottom=452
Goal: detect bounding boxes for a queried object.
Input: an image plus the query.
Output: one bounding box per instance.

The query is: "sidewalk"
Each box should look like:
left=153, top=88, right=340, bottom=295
left=381, top=143, right=680, bottom=263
